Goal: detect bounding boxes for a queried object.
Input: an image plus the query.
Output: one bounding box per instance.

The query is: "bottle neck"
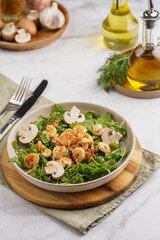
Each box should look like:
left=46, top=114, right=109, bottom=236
left=112, top=0, right=129, bottom=15
left=142, top=21, right=158, bottom=48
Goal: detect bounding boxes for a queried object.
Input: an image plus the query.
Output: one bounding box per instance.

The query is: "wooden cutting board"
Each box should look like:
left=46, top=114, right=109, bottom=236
left=1, top=138, right=143, bottom=209
left=0, top=2, right=69, bottom=51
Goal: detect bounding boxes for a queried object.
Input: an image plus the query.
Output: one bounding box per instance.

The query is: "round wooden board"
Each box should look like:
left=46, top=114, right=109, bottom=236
left=0, top=2, right=69, bottom=51
left=1, top=138, right=143, bottom=209
left=113, top=82, right=160, bottom=99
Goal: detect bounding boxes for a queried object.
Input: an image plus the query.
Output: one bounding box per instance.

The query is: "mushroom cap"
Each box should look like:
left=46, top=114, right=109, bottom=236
left=45, top=161, right=64, bottom=180
left=15, top=29, right=31, bottom=43
left=63, top=106, right=85, bottom=124
left=102, top=128, right=122, bottom=144
left=17, top=18, right=37, bottom=37
left=18, top=124, right=38, bottom=144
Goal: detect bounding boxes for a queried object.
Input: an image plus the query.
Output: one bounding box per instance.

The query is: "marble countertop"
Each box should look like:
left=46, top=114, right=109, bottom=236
left=0, top=0, right=160, bottom=239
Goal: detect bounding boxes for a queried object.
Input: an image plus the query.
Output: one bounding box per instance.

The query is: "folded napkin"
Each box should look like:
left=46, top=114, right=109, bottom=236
left=0, top=74, right=160, bottom=234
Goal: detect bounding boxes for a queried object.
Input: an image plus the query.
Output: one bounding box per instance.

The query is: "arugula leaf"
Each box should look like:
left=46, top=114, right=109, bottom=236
left=53, top=104, right=65, bottom=114
left=38, top=133, right=50, bottom=144
left=84, top=110, right=100, bottom=120
left=97, top=112, right=112, bottom=125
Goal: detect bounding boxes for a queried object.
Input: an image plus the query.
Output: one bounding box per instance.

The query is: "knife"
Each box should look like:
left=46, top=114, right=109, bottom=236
left=0, top=80, right=48, bottom=141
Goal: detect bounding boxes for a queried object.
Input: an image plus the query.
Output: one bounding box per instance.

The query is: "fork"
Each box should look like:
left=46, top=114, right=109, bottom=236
left=0, top=77, right=32, bottom=120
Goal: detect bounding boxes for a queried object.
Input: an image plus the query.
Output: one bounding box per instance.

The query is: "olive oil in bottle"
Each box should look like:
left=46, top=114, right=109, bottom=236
left=102, top=0, right=138, bottom=51
left=127, top=0, right=160, bottom=91
left=1, top=0, right=21, bottom=22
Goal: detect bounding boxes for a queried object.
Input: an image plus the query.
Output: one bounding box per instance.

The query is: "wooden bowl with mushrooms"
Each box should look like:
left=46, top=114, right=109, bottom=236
left=0, top=1, right=69, bottom=51
left=7, top=102, right=135, bottom=193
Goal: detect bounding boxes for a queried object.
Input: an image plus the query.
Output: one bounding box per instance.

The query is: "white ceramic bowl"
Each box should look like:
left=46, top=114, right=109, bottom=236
left=7, top=102, right=135, bottom=192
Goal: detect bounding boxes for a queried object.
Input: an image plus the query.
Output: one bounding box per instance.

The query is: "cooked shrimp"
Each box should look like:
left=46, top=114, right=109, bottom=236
left=72, top=147, right=85, bottom=162
left=59, top=132, right=74, bottom=146
left=43, top=125, right=57, bottom=138
left=24, top=153, right=39, bottom=168
left=90, top=143, right=95, bottom=151
left=37, top=140, right=45, bottom=152
left=81, top=143, right=89, bottom=150
left=81, top=133, right=93, bottom=144
left=53, top=145, right=68, bottom=159
left=42, top=148, right=52, bottom=158
left=98, top=142, right=111, bottom=153
left=57, top=157, right=72, bottom=168
left=72, top=125, right=87, bottom=135
left=69, top=140, right=88, bottom=151
left=65, top=128, right=73, bottom=133
left=93, top=124, right=106, bottom=136
left=85, top=149, right=95, bottom=161
left=51, top=134, right=60, bottom=145
left=47, top=119, right=60, bottom=127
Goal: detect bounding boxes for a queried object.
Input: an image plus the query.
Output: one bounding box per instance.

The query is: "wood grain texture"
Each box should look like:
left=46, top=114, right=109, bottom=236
left=0, top=2, right=69, bottom=51
left=113, top=83, right=160, bottom=99
left=1, top=139, right=143, bottom=209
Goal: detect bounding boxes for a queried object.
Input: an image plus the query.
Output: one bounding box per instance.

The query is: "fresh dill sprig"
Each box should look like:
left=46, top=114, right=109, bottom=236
left=97, top=51, right=131, bottom=92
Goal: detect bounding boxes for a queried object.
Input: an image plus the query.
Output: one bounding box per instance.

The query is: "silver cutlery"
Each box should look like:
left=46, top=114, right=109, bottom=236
left=0, top=77, right=32, bottom=120
left=0, top=80, right=48, bottom=141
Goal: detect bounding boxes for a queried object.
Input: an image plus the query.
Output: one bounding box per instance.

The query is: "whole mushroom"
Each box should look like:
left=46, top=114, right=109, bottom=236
left=0, top=20, right=5, bottom=30
left=18, top=18, right=37, bottom=37
left=45, top=161, right=64, bottom=180
left=18, top=124, right=38, bottom=144
left=102, top=128, right=122, bottom=144
left=2, top=22, right=17, bottom=42
left=27, top=10, right=40, bottom=26
left=63, top=106, right=85, bottom=124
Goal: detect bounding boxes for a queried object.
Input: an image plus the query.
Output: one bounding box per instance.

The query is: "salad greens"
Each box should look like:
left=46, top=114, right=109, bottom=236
left=9, top=104, right=129, bottom=184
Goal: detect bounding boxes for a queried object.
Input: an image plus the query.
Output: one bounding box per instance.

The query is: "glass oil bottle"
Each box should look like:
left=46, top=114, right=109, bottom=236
left=1, top=0, right=22, bottom=22
left=127, top=0, right=160, bottom=91
left=102, top=0, right=138, bottom=51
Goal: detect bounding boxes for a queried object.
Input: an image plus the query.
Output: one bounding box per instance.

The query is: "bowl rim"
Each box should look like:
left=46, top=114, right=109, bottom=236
left=7, top=102, right=135, bottom=188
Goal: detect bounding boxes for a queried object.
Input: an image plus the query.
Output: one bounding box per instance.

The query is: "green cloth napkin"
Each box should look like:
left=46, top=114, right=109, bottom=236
left=0, top=73, right=160, bottom=234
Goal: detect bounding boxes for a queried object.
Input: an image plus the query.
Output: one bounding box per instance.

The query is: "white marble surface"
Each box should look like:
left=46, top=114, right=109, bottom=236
left=0, top=0, right=160, bottom=239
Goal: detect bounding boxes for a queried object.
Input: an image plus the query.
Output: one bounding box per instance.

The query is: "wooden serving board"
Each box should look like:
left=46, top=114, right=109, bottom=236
left=114, top=82, right=160, bottom=99
left=1, top=138, right=143, bottom=209
left=0, top=2, right=69, bottom=51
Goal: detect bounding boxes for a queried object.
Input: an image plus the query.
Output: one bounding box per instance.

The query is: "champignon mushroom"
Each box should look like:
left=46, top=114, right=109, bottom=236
left=15, top=29, right=31, bottom=43
left=17, top=18, right=37, bottom=37
left=0, top=20, right=5, bottom=30
left=18, top=124, right=38, bottom=144
left=102, top=128, right=122, bottom=144
left=27, top=10, right=40, bottom=26
left=1, top=22, right=17, bottom=42
left=63, top=106, right=85, bottom=124
left=44, top=161, right=64, bottom=180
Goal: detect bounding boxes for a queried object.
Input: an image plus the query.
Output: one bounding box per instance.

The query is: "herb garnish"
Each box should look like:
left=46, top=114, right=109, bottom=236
left=97, top=51, right=131, bottom=92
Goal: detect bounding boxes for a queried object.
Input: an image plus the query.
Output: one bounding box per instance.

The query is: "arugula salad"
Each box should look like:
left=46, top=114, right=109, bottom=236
left=9, top=104, right=130, bottom=184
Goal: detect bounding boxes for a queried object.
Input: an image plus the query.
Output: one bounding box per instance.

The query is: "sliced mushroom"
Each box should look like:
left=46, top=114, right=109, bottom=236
left=2, top=22, right=17, bottom=42
left=15, top=29, right=31, bottom=43
left=63, top=106, right=85, bottom=124
left=18, top=124, right=38, bottom=144
left=44, top=161, right=64, bottom=180
left=102, top=128, right=122, bottom=144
